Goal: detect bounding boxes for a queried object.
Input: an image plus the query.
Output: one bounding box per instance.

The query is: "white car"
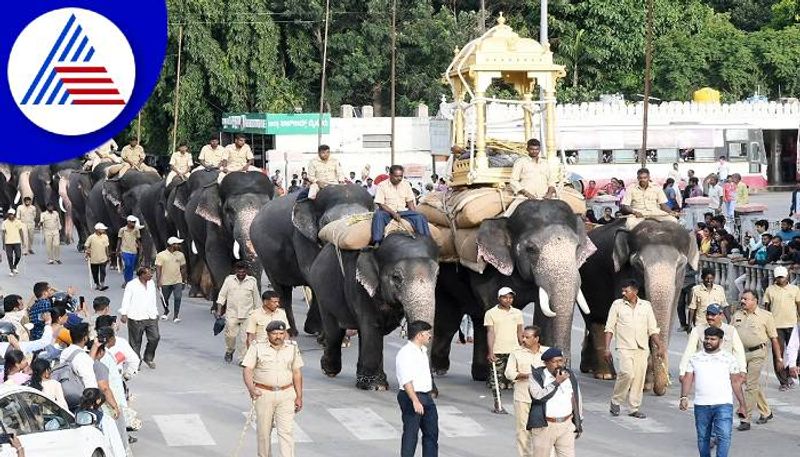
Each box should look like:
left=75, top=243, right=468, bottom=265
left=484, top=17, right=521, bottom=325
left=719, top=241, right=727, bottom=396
left=0, top=384, right=110, bottom=457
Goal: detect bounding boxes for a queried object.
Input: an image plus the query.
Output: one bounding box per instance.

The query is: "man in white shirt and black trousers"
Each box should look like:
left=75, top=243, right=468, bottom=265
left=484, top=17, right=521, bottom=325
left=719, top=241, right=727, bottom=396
left=527, top=347, right=583, bottom=457
left=119, top=266, right=160, bottom=369
left=395, top=320, right=438, bottom=457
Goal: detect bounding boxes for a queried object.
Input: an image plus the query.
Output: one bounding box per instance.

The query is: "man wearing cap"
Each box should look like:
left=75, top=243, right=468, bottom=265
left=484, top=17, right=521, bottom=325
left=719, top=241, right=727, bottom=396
left=242, top=320, right=304, bottom=457
left=1, top=209, right=25, bottom=276
left=732, top=290, right=782, bottom=430
left=484, top=287, right=524, bottom=413
left=215, top=261, right=260, bottom=363
left=527, top=347, right=583, bottom=457
left=604, top=279, right=665, bottom=419
left=680, top=304, right=746, bottom=379
left=505, top=325, right=549, bottom=456
left=246, top=290, right=291, bottom=348
left=120, top=267, right=160, bottom=369
left=17, top=196, right=37, bottom=255
left=688, top=268, right=729, bottom=328
left=762, top=265, right=800, bottom=390
left=85, top=223, right=110, bottom=290
left=41, top=202, right=62, bottom=264
left=117, top=216, right=141, bottom=285
left=155, top=237, right=187, bottom=323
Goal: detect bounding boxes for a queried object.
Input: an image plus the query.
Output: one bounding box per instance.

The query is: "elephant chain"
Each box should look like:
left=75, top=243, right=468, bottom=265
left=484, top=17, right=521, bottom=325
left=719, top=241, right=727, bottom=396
left=356, top=373, right=387, bottom=385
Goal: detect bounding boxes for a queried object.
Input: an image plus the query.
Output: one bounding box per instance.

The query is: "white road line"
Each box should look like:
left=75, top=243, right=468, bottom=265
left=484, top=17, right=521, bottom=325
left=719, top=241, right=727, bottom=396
left=328, top=407, right=397, bottom=440
left=152, top=414, right=217, bottom=446
left=241, top=412, right=313, bottom=443
left=437, top=405, right=485, bottom=437
left=582, top=402, right=670, bottom=433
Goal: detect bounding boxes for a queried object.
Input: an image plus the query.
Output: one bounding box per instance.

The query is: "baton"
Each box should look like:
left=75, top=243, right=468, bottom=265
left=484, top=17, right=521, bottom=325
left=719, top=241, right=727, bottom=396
left=231, top=400, right=256, bottom=457
left=490, top=360, right=507, bottom=414
left=117, top=254, right=123, bottom=275
left=86, top=258, right=94, bottom=288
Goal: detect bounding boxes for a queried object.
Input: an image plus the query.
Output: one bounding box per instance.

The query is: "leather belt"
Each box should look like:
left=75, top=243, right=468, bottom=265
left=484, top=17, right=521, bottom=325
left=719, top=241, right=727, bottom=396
left=255, top=382, right=293, bottom=392
left=546, top=414, right=573, bottom=423
left=746, top=343, right=766, bottom=352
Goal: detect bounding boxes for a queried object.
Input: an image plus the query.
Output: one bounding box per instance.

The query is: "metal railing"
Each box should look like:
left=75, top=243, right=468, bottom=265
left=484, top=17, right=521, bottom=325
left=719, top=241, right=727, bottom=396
left=697, top=255, right=798, bottom=303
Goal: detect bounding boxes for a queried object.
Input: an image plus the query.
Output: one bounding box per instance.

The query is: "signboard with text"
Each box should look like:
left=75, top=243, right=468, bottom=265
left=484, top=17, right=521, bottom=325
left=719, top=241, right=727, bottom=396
left=222, top=112, right=330, bottom=135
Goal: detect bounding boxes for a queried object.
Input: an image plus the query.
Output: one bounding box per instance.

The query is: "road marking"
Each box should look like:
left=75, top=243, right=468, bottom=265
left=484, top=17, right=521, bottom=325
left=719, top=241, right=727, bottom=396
left=437, top=405, right=485, bottom=437
left=153, top=414, right=217, bottom=446
left=328, top=407, right=397, bottom=440
left=583, top=402, right=670, bottom=433
left=241, top=412, right=312, bottom=443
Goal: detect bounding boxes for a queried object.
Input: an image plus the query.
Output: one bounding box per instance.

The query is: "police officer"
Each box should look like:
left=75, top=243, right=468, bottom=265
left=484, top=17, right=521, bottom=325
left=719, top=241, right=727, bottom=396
left=733, top=289, right=782, bottom=431
left=17, top=197, right=37, bottom=255
left=216, top=262, right=260, bottom=363
left=40, top=202, right=62, bottom=264
left=242, top=320, right=304, bottom=457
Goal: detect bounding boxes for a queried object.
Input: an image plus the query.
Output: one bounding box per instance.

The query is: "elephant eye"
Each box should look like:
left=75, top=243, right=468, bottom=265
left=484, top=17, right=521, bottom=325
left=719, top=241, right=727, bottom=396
left=525, top=245, right=537, bottom=254
left=391, top=272, right=403, bottom=282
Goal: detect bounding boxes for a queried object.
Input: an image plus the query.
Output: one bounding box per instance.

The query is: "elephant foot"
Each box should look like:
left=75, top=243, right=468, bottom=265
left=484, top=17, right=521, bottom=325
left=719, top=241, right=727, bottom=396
left=315, top=333, right=326, bottom=346
left=594, top=373, right=616, bottom=380
left=433, top=368, right=448, bottom=377
left=287, top=328, right=298, bottom=338
left=653, top=384, right=667, bottom=396
left=355, top=373, right=389, bottom=391
left=320, top=356, right=341, bottom=378
left=471, top=364, right=489, bottom=382
left=304, top=321, right=322, bottom=336
left=644, top=381, right=654, bottom=392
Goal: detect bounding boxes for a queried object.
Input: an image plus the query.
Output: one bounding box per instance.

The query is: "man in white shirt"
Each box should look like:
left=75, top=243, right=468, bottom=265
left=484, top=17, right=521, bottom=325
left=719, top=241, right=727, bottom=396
left=0, top=320, right=56, bottom=379
left=679, top=304, right=746, bottom=379
left=59, top=323, right=98, bottom=391
left=679, top=326, right=746, bottom=457
left=395, top=320, right=438, bottom=457
left=706, top=175, right=723, bottom=213
left=119, top=266, right=160, bottom=369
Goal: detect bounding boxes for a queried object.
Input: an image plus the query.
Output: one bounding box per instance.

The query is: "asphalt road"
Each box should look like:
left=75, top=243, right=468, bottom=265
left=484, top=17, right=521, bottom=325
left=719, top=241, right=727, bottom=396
left=2, top=191, right=798, bottom=457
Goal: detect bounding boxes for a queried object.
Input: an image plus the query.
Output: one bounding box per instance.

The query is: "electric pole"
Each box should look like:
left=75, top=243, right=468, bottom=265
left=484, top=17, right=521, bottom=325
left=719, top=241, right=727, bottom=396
left=641, top=0, right=654, bottom=167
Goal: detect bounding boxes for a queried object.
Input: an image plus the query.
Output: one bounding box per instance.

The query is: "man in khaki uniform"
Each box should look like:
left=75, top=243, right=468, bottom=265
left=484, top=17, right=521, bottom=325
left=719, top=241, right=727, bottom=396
left=223, top=135, right=254, bottom=173
left=762, top=265, right=800, bottom=390
left=116, top=216, right=141, bottom=284
left=509, top=138, right=556, bottom=199
left=16, top=197, right=37, bottom=255
left=166, top=144, right=193, bottom=186
left=485, top=287, right=524, bottom=413
left=505, top=325, right=549, bottom=457
left=246, top=290, right=291, bottom=347
left=84, top=222, right=110, bottom=290
left=371, top=165, right=430, bottom=246
left=620, top=168, right=677, bottom=228
left=242, top=320, right=304, bottom=457
left=40, top=202, right=62, bottom=264
left=688, top=268, right=729, bottom=327
left=604, top=279, right=665, bottom=419
left=302, top=144, right=345, bottom=199
left=155, top=237, right=187, bottom=322
left=1, top=209, right=25, bottom=275
left=110, top=138, right=157, bottom=177
left=215, top=262, right=260, bottom=363
left=733, top=290, right=782, bottom=430
left=198, top=137, right=226, bottom=169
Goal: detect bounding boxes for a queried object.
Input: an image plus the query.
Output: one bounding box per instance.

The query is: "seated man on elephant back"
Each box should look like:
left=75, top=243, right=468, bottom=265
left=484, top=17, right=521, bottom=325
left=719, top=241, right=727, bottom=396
left=620, top=167, right=678, bottom=229
left=509, top=138, right=556, bottom=200
left=371, top=165, right=430, bottom=246
left=107, top=137, right=159, bottom=178
left=298, top=144, right=346, bottom=200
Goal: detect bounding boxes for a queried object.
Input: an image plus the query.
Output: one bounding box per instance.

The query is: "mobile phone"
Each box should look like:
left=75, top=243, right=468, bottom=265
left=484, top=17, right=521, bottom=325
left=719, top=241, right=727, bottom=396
left=0, top=433, right=12, bottom=445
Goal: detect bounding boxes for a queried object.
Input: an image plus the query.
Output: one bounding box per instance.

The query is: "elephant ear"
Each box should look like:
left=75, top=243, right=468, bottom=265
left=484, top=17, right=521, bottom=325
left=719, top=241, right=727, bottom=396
left=686, top=231, right=700, bottom=271
left=355, top=250, right=380, bottom=297
left=195, top=184, right=222, bottom=227
left=612, top=229, right=630, bottom=272
left=292, top=200, right=318, bottom=242
left=575, top=215, right=597, bottom=268
left=476, top=218, right=514, bottom=276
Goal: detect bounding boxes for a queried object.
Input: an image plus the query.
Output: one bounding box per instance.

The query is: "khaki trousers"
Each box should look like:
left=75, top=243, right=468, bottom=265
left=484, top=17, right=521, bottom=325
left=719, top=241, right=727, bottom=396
left=22, top=222, right=35, bottom=253
left=623, top=214, right=678, bottom=230
left=514, top=400, right=533, bottom=456
left=44, top=230, right=60, bottom=261
left=611, top=348, right=649, bottom=411
left=743, top=347, right=771, bottom=422
left=255, top=388, right=296, bottom=457
left=531, top=420, right=575, bottom=457
left=224, top=316, right=248, bottom=357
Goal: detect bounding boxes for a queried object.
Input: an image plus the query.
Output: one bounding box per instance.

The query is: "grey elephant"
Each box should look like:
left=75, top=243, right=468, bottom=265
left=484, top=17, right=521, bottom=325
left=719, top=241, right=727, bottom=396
left=431, top=199, right=593, bottom=381
left=309, top=232, right=439, bottom=390
left=579, top=218, right=698, bottom=396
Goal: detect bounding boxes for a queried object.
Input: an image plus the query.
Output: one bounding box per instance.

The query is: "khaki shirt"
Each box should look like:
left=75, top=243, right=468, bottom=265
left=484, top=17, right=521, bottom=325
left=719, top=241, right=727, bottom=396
left=224, top=144, right=254, bottom=171
left=678, top=323, right=746, bottom=374
left=117, top=227, right=140, bottom=254
left=246, top=307, right=291, bottom=343
left=16, top=205, right=36, bottom=225
left=374, top=179, right=415, bottom=212
left=307, top=157, right=344, bottom=185
left=605, top=298, right=660, bottom=351
left=509, top=156, right=554, bottom=198
left=689, top=284, right=729, bottom=325
left=40, top=211, right=61, bottom=232
left=2, top=219, right=25, bottom=245
left=198, top=145, right=226, bottom=167
left=504, top=345, right=549, bottom=403
left=121, top=145, right=145, bottom=165
left=169, top=152, right=193, bottom=174
left=763, top=284, right=800, bottom=328
left=621, top=183, right=668, bottom=215
left=733, top=307, right=778, bottom=349
left=217, top=275, right=260, bottom=319
left=242, top=342, right=304, bottom=387
left=154, top=249, right=186, bottom=285
left=484, top=305, right=524, bottom=354
left=84, top=233, right=110, bottom=263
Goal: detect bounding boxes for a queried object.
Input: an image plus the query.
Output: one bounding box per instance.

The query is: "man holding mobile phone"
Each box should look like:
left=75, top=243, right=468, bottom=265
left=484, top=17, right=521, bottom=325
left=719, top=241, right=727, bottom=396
left=0, top=426, right=25, bottom=457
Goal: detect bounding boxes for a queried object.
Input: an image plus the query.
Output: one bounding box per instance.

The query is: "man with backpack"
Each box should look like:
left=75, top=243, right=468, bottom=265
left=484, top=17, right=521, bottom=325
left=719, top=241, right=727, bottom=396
left=55, top=322, right=97, bottom=410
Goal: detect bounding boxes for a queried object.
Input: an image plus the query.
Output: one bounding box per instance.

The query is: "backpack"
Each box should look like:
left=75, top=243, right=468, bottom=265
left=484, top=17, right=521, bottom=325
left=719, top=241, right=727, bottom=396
left=51, top=349, right=86, bottom=410
left=754, top=247, right=768, bottom=265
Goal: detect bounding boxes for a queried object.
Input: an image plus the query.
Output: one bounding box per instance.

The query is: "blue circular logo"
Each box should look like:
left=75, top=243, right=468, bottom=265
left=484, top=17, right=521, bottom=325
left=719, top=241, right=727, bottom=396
left=1, top=1, right=167, bottom=164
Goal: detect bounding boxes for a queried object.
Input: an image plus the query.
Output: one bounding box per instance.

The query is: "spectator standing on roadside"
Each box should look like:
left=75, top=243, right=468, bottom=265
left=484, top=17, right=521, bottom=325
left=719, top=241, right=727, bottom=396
left=706, top=176, right=723, bottom=214
left=717, top=156, right=729, bottom=181
left=59, top=323, right=98, bottom=406
left=505, top=325, right=549, bottom=457
left=395, top=320, right=438, bottom=457
left=733, top=173, right=748, bottom=206
left=485, top=287, right=524, bottom=413
left=762, top=266, right=800, bottom=390
left=119, top=267, right=160, bottom=370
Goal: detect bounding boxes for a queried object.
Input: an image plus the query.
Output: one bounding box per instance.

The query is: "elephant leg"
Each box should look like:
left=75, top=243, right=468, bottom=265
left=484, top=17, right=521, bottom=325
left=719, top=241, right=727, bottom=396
left=431, top=310, right=462, bottom=376
left=320, top=310, right=345, bottom=377
left=583, top=322, right=616, bottom=380
left=471, top=312, right=490, bottom=382
left=303, top=291, right=323, bottom=336
left=646, top=345, right=668, bottom=396
left=354, top=325, right=388, bottom=391
left=274, top=284, right=298, bottom=338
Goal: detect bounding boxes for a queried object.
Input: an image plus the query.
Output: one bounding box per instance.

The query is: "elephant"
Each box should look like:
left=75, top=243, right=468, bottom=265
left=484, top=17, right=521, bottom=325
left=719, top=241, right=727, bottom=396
left=250, top=183, right=374, bottom=336
left=138, top=180, right=174, bottom=255
left=30, top=160, right=82, bottom=244
left=430, top=199, right=594, bottom=381
left=578, top=218, right=698, bottom=396
left=67, top=164, right=113, bottom=251
left=309, top=232, right=439, bottom=390
left=187, top=171, right=274, bottom=301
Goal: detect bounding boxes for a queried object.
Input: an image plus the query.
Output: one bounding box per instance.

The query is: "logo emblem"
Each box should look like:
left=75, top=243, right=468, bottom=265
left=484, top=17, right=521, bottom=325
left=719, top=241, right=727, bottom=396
left=7, top=8, right=135, bottom=136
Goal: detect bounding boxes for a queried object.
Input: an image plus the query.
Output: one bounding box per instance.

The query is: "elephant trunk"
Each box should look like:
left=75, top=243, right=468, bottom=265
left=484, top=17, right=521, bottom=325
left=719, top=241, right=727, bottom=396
left=397, top=264, right=438, bottom=326
left=234, top=204, right=263, bottom=279
left=643, top=263, right=678, bottom=396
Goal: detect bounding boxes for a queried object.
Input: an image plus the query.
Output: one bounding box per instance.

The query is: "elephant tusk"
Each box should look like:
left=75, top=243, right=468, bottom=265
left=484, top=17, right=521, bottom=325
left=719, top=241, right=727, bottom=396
left=539, top=289, right=556, bottom=318
left=576, top=289, right=591, bottom=315
left=191, top=241, right=198, bottom=254
left=176, top=229, right=181, bottom=238
left=58, top=196, right=66, bottom=212
left=233, top=240, right=241, bottom=259
left=13, top=191, right=20, bottom=205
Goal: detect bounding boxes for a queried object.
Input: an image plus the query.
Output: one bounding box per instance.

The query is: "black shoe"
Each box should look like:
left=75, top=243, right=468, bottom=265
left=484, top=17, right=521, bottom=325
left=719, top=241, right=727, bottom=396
left=736, top=422, right=751, bottom=431
left=99, top=285, right=109, bottom=291
left=224, top=352, right=233, bottom=363
left=755, top=413, right=773, bottom=424
left=610, top=402, right=620, bottom=416
left=128, top=436, right=138, bottom=444
left=628, top=411, right=647, bottom=419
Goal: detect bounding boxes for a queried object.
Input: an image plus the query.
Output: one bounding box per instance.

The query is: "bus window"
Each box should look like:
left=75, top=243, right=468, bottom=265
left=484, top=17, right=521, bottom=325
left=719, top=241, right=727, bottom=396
left=694, top=148, right=716, bottom=161
left=601, top=150, right=613, bottom=163
left=614, top=150, right=636, bottom=164
left=657, top=149, right=678, bottom=163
